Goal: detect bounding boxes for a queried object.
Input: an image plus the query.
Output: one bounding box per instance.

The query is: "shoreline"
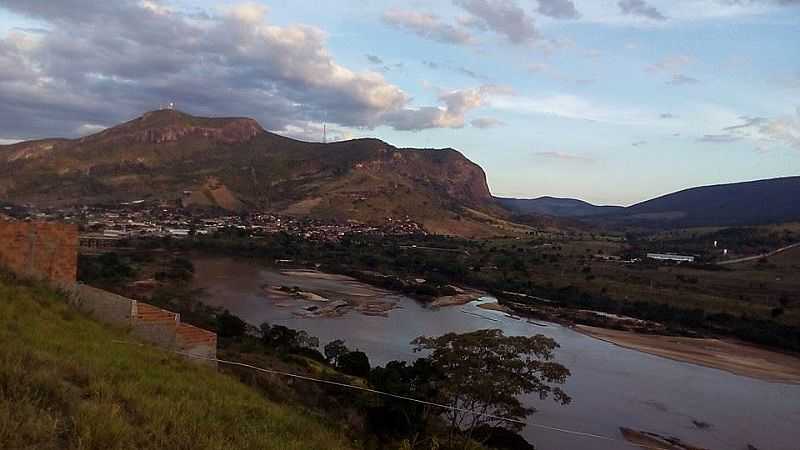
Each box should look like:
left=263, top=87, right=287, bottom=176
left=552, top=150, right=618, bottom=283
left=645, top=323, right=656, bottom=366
left=576, top=325, right=800, bottom=384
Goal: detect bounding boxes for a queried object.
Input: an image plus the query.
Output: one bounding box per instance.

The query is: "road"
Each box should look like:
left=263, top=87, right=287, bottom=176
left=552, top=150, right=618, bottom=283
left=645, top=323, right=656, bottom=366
left=717, top=241, right=800, bottom=265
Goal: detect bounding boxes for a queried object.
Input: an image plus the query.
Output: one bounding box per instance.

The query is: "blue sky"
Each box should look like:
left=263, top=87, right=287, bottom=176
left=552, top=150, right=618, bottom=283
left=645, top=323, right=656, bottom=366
left=0, top=0, right=798, bottom=205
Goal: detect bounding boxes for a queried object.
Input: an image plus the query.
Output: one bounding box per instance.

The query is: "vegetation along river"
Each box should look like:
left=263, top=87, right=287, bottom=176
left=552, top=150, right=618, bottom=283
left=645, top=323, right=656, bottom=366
left=193, top=256, right=800, bottom=450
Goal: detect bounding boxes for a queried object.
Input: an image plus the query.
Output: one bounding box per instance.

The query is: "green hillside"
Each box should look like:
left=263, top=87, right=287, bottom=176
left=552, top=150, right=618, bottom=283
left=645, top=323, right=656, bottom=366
left=0, top=273, right=355, bottom=450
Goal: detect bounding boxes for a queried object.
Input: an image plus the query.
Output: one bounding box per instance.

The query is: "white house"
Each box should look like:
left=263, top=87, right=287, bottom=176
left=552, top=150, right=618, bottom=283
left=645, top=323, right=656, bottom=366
left=646, top=253, right=695, bottom=263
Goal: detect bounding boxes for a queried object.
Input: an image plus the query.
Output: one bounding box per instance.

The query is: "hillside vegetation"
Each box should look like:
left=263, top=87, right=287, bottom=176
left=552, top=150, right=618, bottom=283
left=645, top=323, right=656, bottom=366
left=0, top=273, right=355, bottom=450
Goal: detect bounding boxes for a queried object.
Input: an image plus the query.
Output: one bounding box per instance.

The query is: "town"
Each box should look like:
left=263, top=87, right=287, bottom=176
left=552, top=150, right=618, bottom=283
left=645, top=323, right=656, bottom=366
left=0, top=201, right=427, bottom=245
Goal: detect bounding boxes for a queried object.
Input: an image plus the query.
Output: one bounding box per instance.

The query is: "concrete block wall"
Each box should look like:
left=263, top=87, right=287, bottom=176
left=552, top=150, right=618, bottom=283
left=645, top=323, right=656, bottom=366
left=70, top=288, right=218, bottom=367
left=66, top=284, right=137, bottom=326
left=0, top=221, right=78, bottom=285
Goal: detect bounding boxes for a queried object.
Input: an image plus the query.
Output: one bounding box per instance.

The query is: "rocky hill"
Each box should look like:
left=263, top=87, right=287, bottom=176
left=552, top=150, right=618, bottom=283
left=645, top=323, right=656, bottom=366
left=0, top=110, right=522, bottom=236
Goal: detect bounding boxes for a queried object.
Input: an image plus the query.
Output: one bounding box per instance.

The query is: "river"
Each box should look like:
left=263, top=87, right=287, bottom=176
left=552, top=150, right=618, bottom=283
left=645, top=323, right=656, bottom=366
left=193, top=257, right=800, bottom=450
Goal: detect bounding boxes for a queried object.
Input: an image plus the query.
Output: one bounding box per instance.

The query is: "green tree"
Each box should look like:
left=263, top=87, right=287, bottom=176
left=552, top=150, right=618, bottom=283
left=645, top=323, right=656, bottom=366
left=324, top=339, right=349, bottom=365
left=412, top=329, right=570, bottom=447
left=337, top=350, right=371, bottom=377
left=260, top=323, right=319, bottom=353
left=216, top=310, right=247, bottom=338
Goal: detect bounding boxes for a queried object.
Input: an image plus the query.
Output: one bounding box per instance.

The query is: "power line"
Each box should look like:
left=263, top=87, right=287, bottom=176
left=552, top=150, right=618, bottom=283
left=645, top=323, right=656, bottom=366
left=112, top=341, right=662, bottom=449
left=170, top=348, right=665, bottom=449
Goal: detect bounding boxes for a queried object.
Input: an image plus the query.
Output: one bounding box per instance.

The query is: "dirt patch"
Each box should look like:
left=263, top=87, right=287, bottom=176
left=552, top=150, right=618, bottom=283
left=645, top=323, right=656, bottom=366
left=430, top=288, right=486, bottom=307
left=620, top=427, right=707, bottom=450
left=477, top=302, right=512, bottom=313
left=578, top=325, right=800, bottom=384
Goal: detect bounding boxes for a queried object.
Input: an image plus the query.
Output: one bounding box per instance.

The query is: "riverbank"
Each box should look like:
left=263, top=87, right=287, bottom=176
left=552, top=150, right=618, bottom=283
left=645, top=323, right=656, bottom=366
left=577, top=325, right=800, bottom=384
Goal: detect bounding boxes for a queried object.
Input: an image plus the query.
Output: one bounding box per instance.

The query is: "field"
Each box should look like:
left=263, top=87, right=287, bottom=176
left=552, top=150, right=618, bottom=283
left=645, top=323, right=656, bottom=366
left=0, top=273, right=355, bottom=450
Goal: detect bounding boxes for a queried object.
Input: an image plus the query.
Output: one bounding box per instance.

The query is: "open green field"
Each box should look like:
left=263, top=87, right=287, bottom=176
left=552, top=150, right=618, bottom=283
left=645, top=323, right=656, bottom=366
left=0, top=273, right=355, bottom=450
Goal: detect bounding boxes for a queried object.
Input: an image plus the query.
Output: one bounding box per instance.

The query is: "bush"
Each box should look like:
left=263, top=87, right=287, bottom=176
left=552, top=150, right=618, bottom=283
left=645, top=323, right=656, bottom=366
left=337, top=351, right=370, bottom=377
left=216, top=310, right=247, bottom=338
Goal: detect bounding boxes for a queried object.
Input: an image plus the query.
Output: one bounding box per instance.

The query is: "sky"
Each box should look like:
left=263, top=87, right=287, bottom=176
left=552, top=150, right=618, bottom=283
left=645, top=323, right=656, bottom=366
left=0, top=0, right=798, bottom=205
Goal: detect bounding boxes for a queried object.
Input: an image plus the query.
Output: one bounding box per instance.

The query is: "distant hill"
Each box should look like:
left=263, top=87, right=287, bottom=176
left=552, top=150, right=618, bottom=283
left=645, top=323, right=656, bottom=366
left=0, top=109, right=522, bottom=237
left=498, top=177, right=800, bottom=228
left=601, top=176, right=800, bottom=227
left=495, top=196, right=623, bottom=217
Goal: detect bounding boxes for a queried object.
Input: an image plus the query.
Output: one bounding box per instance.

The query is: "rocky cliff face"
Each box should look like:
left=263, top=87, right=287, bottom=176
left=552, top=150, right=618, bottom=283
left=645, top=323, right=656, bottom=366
left=0, top=110, right=512, bottom=236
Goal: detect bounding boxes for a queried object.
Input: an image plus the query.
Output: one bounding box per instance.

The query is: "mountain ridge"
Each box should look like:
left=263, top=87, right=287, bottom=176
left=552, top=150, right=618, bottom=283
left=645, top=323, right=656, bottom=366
left=0, top=109, right=519, bottom=237
left=499, top=176, right=800, bottom=227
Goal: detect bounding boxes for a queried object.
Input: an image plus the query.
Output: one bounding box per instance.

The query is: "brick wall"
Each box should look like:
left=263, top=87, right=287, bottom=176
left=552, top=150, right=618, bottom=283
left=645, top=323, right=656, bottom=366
left=0, top=220, right=216, bottom=366
left=0, top=221, right=78, bottom=285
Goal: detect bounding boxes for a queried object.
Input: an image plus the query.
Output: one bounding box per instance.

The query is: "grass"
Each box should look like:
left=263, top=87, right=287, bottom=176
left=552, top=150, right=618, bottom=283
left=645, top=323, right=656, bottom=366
left=0, top=274, right=356, bottom=450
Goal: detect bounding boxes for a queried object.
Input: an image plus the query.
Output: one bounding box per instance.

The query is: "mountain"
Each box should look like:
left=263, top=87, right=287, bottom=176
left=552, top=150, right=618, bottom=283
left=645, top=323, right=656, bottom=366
left=0, top=109, right=520, bottom=236
left=601, top=176, right=800, bottom=227
left=495, top=196, right=623, bottom=217
left=498, top=177, right=800, bottom=228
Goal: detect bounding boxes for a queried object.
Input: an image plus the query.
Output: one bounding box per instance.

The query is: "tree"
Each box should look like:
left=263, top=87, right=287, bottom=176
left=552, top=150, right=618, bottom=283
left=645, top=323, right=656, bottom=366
left=337, top=350, right=371, bottom=377
left=324, top=339, right=349, bottom=365
left=216, top=310, right=247, bottom=338
left=412, top=329, right=570, bottom=447
left=260, top=323, right=319, bottom=353
left=368, top=359, right=440, bottom=445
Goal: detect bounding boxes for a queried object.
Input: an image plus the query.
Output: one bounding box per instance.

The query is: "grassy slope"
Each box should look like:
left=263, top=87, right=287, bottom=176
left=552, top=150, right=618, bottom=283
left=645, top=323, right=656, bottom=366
left=0, top=275, right=355, bottom=450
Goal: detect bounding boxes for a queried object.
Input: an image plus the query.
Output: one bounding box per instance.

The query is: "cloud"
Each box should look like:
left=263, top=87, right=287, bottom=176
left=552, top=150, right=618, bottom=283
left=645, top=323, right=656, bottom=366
left=645, top=55, right=698, bottom=86
left=471, top=117, right=505, bottom=128
left=646, top=55, right=692, bottom=74
left=492, top=93, right=653, bottom=125
left=697, top=134, right=743, bottom=143
left=631, top=140, right=647, bottom=146
left=531, top=151, right=594, bottom=162
left=535, top=0, right=581, bottom=19
left=382, top=9, right=473, bottom=45
left=366, top=54, right=384, bottom=64
left=453, top=0, right=539, bottom=44
left=384, top=84, right=508, bottom=130
left=667, top=74, right=700, bottom=85
left=75, top=123, right=107, bottom=136
left=718, top=112, right=800, bottom=150
left=721, top=0, right=800, bottom=5
left=278, top=121, right=353, bottom=143
left=457, top=66, right=488, bottom=80
left=0, top=0, right=486, bottom=139
left=618, top=0, right=667, bottom=20
left=422, top=60, right=488, bottom=81
left=660, top=113, right=677, bottom=119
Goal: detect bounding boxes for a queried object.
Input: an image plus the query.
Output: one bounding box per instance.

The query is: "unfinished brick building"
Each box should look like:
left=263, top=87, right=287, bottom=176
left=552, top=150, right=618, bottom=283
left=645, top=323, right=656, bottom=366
left=1, top=220, right=216, bottom=366
left=0, top=221, right=78, bottom=285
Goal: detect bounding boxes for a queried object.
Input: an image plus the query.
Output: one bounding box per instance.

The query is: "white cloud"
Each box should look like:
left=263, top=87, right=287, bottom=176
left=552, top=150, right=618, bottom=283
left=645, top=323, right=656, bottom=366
left=531, top=151, right=595, bottom=162
left=491, top=93, right=656, bottom=125
left=471, top=117, right=506, bottom=128
left=382, top=9, right=473, bottom=45
left=75, top=123, right=107, bottom=136
left=384, top=84, right=510, bottom=130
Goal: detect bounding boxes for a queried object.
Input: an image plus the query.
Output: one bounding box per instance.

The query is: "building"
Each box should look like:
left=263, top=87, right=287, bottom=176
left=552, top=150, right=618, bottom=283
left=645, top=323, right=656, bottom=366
left=646, top=253, right=695, bottom=263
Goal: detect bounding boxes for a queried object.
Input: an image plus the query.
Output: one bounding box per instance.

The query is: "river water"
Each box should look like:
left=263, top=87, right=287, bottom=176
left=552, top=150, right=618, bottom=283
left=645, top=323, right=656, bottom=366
left=193, top=257, right=800, bottom=450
